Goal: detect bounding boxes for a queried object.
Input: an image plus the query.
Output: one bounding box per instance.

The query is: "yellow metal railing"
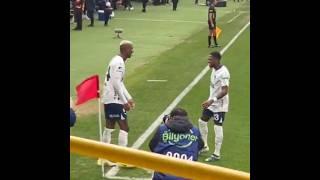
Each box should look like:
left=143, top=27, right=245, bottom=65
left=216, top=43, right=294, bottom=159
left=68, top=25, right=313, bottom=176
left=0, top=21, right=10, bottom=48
left=70, top=136, right=250, bottom=180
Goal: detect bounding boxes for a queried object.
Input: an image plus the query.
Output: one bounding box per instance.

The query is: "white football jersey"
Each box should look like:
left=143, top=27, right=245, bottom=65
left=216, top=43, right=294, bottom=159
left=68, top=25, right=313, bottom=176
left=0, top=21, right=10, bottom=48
left=208, top=65, right=230, bottom=112
left=102, top=55, right=132, bottom=105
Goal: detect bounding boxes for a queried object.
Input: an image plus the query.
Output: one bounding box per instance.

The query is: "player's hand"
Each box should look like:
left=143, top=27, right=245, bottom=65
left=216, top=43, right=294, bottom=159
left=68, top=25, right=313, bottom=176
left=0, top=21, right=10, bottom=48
left=128, top=99, right=135, bottom=109
left=202, top=100, right=214, bottom=109
left=124, top=103, right=131, bottom=111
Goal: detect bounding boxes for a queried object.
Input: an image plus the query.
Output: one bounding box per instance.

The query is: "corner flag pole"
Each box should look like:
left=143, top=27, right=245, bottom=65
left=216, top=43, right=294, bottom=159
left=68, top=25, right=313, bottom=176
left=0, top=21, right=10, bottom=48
left=98, top=92, right=105, bottom=177
left=98, top=96, right=103, bottom=142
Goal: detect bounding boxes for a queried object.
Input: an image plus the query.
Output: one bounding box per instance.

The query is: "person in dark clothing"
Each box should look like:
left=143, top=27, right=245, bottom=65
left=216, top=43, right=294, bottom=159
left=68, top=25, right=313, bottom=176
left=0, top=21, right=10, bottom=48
left=152, top=0, right=161, bottom=5
left=111, top=0, right=117, bottom=10
left=142, top=0, right=148, bottom=12
left=207, top=0, right=220, bottom=47
left=149, top=108, right=204, bottom=180
left=73, top=0, right=84, bottom=30
left=96, top=0, right=112, bottom=26
left=86, top=0, right=96, bottom=26
left=123, top=0, right=133, bottom=10
left=104, top=0, right=113, bottom=26
left=172, top=0, right=179, bottom=11
left=70, top=0, right=75, bottom=23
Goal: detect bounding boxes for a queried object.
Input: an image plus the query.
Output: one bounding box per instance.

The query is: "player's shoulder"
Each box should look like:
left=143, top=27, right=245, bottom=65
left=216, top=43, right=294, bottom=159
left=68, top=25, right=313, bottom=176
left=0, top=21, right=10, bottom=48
left=221, top=66, right=230, bottom=77
left=110, top=55, right=124, bottom=66
left=221, top=65, right=229, bottom=71
left=216, top=66, right=229, bottom=77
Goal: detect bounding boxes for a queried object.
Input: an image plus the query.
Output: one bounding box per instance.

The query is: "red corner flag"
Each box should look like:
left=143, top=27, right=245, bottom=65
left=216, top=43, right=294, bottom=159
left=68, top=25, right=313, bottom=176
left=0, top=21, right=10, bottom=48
left=75, top=75, right=100, bottom=105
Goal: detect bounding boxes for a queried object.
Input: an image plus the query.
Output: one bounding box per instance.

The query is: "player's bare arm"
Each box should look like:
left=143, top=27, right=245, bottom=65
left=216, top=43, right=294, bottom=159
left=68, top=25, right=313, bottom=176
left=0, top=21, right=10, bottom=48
left=201, top=86, right=229, bottom=109
left=217, top=86, right=229, bottom=99
left=202, top=99, right=214, bottom=109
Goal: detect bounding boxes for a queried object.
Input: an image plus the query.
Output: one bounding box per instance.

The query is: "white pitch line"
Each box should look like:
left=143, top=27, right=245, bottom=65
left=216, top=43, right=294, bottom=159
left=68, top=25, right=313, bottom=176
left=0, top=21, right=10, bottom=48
left=147, top=80, right=168, bottom=82
left=227, top=13, right=241, bottom=23
left=114, top=17, right=206, bottom=24
left=105, top=21, right=250, bottom=177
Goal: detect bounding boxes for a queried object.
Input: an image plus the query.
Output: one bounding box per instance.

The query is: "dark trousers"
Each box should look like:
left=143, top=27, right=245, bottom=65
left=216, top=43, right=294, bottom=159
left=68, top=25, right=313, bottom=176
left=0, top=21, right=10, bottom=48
left=142, top=0, right=148, bottom=10
left=112, top=0, right=117, bottom=10
left=123, top=0, right=132, bottom=8
left=104, top=10, right=111, bottom=25
left=172, top=0, right=178, bottom=10
left=74, top=8, right=82, bottom=29
left=87, top=10, right=94, bottom=25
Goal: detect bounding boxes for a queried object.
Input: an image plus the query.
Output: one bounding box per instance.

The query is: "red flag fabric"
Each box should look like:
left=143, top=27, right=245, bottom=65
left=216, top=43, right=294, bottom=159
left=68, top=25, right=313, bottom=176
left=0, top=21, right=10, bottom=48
left=75, top=75, right=100, bottom=105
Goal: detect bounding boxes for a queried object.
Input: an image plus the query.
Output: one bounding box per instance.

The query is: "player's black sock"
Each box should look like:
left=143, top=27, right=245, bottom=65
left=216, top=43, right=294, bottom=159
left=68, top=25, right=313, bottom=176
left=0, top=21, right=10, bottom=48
left=208, top=36, right=211, bottom=46
left=213, top=36, right=218, bottom=45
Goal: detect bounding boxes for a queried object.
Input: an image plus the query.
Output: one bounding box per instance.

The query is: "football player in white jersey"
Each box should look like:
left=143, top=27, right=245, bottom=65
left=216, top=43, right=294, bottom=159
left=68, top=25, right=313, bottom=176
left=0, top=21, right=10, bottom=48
left=198, top=51, right=230, bottom=162
left=98, top=40, right=135, bottom=165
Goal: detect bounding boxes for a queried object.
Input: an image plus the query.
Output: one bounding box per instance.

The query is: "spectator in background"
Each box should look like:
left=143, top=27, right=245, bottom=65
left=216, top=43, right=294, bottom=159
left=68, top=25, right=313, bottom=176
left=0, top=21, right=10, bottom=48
left=172, top=0, right=179, bottom=11
left=142, top=0, right=148, bottom=12
left=70, top=0, right=75, bottom=23
left=112, top=0, right=118, bottom=10
left=123, top=0, right=134, bottom=10
left=104, top=0, right=113, bottom=26
left=73, top=0, right=84, bottom=30
left=86, top=0, right=96, bottom=27
left=96, top=0, right=113, bottom=26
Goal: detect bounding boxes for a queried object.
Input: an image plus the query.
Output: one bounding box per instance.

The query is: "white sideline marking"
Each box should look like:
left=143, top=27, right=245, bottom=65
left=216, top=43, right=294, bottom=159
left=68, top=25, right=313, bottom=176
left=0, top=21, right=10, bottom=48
left=114, top=18, right=206, bottom=24
left=105, top=21, right=250, bottom=178
left=227, top=13, right=241, bottom=23
left=147, top=80, right=168, bottom=82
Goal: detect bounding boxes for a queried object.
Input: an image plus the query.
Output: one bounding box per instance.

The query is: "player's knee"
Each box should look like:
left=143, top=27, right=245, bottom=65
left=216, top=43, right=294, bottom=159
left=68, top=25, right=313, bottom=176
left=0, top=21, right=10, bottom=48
left=106, top=120, right=116, bottom=129
left=213, top=121, right=223, bottom=126
left=120, top=127, right=129, bottom=132
left=200, top=115, right=210, bottom=122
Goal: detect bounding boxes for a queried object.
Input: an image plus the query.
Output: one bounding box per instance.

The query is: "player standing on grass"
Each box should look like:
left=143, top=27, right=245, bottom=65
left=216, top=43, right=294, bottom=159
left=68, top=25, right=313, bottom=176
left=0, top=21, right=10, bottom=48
left=198, top=51, right=230, bottom=162
left=98, top=40, right=135, bottom=165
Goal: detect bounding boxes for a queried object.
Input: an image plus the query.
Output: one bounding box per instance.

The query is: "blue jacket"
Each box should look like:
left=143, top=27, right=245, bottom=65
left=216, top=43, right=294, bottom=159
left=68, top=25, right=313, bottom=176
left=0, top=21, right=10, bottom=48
left=70, top=108, right=76, bottom=127
left=149, top=116, right=204, bottom=180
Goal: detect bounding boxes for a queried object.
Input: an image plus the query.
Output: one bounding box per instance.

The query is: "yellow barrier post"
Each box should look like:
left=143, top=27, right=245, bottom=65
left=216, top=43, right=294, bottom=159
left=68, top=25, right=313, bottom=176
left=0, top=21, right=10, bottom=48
left=70, top=136, right=250, bottom=180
